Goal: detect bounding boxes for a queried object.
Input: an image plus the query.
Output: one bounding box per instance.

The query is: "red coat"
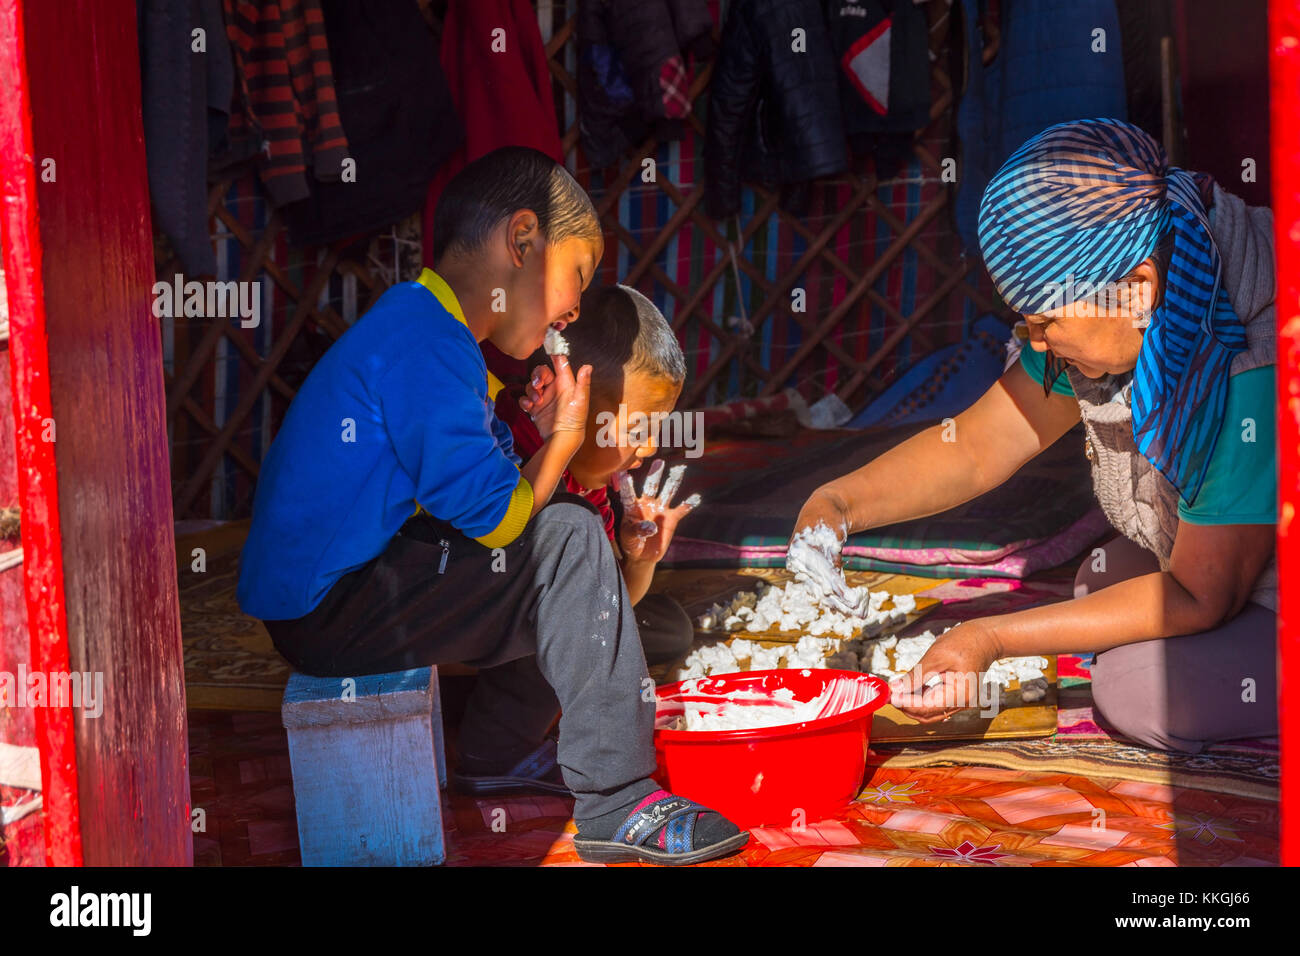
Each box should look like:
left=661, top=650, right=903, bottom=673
left=422, top=0, right=564, bottom=266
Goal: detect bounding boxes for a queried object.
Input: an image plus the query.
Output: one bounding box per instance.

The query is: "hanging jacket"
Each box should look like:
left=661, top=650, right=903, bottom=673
left=823, top=0, right=931, bottom=179
left=577, top=0, right=714, bottom=169
left=223, top=0, right=351, bottom=207
left=422, top=0, right=563, bottom=266
left=282, top=0, right=460, bottom=247
left=704, top=0, right=848, bottom=219
left=138, top=0, right=235, bottom=276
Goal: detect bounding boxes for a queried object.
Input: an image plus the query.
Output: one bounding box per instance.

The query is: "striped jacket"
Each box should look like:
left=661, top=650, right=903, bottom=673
left=224, top=0, right=350, bottom=206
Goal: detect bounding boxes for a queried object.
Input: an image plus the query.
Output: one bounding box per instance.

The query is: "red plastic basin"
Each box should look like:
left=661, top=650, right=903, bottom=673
left=652, top=669, right=888, bottom=830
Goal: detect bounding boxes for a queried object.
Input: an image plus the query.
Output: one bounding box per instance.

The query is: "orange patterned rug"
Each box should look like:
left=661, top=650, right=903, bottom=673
left=178, top=521, right=1277, bottom=864
left=444, top=764, right=1277, bottom=867
left=188, top=708, right=1278, bottom=867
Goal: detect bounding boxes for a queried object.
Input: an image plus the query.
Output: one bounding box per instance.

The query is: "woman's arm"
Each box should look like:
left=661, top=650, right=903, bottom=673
left=895, top=520, right=1275, bottom=718
left=986, top=521, right=1275, bottom=659
left=795, top=362, right=1081, bottom=538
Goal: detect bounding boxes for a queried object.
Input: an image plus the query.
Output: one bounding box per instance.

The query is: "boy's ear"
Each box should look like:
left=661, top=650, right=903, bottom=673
left=507, top=209, right=540, bottom=268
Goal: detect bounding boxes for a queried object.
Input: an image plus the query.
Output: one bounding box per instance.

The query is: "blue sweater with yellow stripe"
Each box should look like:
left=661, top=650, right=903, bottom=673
left=237, top=269, right=534, bottom=620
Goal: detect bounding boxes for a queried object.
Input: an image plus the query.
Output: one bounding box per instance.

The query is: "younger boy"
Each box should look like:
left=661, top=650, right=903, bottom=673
left=488, top=283, right=699, bottom=667
left=236, top=146, right=746, bottom=864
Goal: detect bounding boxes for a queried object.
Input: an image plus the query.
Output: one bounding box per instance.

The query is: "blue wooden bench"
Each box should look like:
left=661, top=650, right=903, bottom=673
left=282, top=666, right=447, bottom=866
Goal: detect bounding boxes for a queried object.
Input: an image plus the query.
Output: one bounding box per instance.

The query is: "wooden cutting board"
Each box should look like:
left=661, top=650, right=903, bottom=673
left=870, top=657, right=1058, bottom=743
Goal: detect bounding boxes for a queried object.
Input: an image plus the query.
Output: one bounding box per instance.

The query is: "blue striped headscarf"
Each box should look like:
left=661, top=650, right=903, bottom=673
left=978, top=118, right=1247, bottom=504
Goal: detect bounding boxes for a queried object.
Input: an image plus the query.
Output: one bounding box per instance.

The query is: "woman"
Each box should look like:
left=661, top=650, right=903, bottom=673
left=792, top=118, right=1277, bottom=753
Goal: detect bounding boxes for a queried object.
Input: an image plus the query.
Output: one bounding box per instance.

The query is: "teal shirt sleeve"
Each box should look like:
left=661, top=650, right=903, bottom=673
left=1178, top=365, right=1277, bottom=525
left=1019, top=342, right=1274, bottom=523
left=1017, top=345, right=1076, bottom=397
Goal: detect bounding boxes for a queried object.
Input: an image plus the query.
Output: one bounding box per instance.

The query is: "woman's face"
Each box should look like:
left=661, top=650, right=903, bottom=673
left=1022, top=259, right=1160, bottom=378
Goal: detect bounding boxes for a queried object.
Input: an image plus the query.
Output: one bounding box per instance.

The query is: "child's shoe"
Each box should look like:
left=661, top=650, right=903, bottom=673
left=574, top=788, right=750, bottom=865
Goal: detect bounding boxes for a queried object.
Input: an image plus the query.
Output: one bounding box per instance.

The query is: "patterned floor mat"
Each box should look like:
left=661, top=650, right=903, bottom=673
left=870, top=577, right=1280, bottom=802
left=177, top=525, right=1276, bottom=865
left=188, top=707, right=1277, bottom=867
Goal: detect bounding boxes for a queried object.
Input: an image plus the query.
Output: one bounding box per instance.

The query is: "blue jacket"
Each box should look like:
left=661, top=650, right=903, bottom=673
left=237, top=269, right=533, bottom=620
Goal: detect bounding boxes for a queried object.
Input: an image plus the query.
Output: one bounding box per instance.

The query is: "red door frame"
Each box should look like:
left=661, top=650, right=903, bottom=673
left=0, top=0, right=81, bottom=866
left=0, top=0, right=190, bottom=865
left=1271, top=0, right=1299, bottom=867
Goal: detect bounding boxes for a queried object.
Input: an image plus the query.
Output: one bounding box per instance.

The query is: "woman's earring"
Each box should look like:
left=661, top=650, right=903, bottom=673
left=1043, top=348, right=1066, bottom=397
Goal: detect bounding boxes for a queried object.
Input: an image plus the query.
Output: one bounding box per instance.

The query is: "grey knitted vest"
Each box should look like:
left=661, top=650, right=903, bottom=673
left=1065, top=185, right=1277, bottom=611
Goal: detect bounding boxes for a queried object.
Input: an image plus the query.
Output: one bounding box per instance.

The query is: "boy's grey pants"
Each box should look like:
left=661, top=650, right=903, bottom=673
left=264, top=495, right=659, bottom=818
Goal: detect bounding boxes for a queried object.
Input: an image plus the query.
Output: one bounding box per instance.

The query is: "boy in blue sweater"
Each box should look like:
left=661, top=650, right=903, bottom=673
left=237, top=147, right=746, bottom=864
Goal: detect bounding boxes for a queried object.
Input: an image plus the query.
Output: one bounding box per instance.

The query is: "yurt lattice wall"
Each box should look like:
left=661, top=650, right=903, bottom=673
left=156, top=0, right=1012, bottom=520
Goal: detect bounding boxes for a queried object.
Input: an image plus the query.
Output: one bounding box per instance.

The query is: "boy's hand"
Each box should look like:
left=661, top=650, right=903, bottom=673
left=615, top=461, right=700, bottom=565
left=520, top=354, right=591, bottom=441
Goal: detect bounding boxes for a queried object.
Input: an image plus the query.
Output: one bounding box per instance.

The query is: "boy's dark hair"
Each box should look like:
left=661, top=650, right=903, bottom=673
left=566, top=285, right=686, bottom=403
left=432, top=146, right=602, bottom=263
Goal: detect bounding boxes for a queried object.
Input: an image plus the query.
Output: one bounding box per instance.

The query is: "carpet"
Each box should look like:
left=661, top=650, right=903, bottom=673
left=175, top=524, right=1279, bottom=809
left=182, top=561, right=1278, bottom=866
left=662, top=421, right=1108, bottom=578
left=188, top=709, right=1278, bottom=867
left=176, top=520, right=290, bottom=712
left=870, top=739, right=1280, bottom=804
left=446, top=764, right=1278, bottom=866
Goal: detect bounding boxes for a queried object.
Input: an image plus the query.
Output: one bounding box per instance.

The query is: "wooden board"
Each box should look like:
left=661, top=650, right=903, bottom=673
left=870, top=657, right=1058, bottom=744
left=4, top=0, right=192, bottom=866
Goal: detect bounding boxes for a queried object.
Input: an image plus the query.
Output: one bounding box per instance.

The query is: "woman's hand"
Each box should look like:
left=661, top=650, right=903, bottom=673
left=889, top=621, right=1002, bottom=722
left=788, top=486, right=863, bottom=614
left=792, top=486, right=852, bottom=558
left=519, top=354, right=591, bottom=441
left=616, top=461, right=699, bottom=566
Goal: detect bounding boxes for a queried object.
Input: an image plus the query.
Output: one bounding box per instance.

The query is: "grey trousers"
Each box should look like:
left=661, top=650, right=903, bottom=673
left=456, top=593, right=691, bottom=773
left=265, top=495, right=658, bottom=817
left=1074, top=534, right=1277, bottom=753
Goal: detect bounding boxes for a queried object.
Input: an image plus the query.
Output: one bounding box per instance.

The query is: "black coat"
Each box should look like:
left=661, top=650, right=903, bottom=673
left=824, top=0, right=931, bottom=179
left=578, top=0, right=714, bottom=169
left=283, top=0, right=461, bottom=247
left=138, top=0, right=237, bottom=276
left=704, top=0, right=847, bottom=219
